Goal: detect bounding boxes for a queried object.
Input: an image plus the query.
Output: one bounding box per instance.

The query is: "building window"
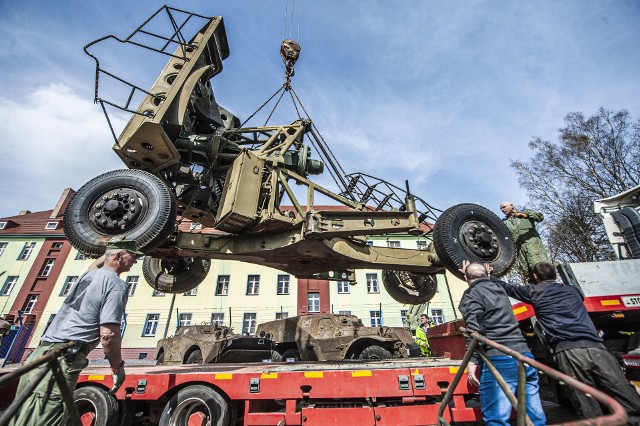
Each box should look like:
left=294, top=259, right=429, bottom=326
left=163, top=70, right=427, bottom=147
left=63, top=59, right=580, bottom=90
left=400, top=309, right=408, bottom=327
left=143, top=314, right=160, bottom=336
left=0, top=242, right=7, bottom=257
left=337, top=281, right=350, bottom=294
left=211, top=312, right=225, bottom=326
left=45, top=222, right=59, bottom=230
left=370, top=310, right=382, bottom=327
left=75, top=252, right=88, bottom=260
left=40, top=259, right=56, bottom=277
left=183, top=287, right=198, bottom=296
left=275, top=312, right=288, bottom=320
left=417, top=240, right=429, bottom=250
left=338, top=310, right=351, bottom=315
left=308, top=292, right=320, bottom=313
left=242, top=313, right=257, bottom=335
left=277, top=275, right=290, bottom=295
left=0, top=222, right=6, bottom=230
left=138, top=353, right=148, bottom=360
left=431, top=309, right=445, bottom=325
left=126, top=276, right=138, bottom=296
left=190, top=223, right=202, bottom=231
left=366, top=273, right=379, bottom=293
left=246, top=275, right=260, bottom=295
left=23, top=294, right=39, bottom=314
left=18, top=242, right=36, bottom=261
left=387, top=240, right=400, bottom=248
left=51, top=242, right=63, bottom=249
left=1, top=276, right=18, bottom=296
left=215, top=275, right=230, bottom=296
left=60, top=276, right=78, bottom=296
left=178, top=313, right=192, bottom=327
left=152, top=289, right=165, bottom=297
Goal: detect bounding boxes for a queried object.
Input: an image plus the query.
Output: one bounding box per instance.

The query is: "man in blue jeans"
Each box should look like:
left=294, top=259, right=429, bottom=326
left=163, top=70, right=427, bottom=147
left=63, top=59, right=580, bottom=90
left=459, top=261, right=546, bottom=426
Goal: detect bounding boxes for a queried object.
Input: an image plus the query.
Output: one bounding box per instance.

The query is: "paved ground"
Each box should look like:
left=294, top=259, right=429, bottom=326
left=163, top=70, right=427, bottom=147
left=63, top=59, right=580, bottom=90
left=452, top=397, right=580, bottom=425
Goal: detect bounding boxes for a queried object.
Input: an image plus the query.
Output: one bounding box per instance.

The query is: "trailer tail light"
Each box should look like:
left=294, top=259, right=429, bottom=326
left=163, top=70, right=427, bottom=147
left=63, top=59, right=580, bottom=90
left=622, top=355, right=640, bottom=369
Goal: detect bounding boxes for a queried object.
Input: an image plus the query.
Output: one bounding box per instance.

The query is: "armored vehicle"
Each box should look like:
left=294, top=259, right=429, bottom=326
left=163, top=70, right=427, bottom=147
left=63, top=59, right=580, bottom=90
left=155, top=324, right=275, bottom=365
left=256, top=314, right=421, bottom=361
left=64, top=7, right=516, bottom=304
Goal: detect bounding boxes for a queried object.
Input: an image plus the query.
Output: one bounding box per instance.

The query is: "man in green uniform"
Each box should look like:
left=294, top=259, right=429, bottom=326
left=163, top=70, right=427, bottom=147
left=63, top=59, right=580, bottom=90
left=414, top=314, right=434, bottom=356
left=499, top=201, right=549, bottom=282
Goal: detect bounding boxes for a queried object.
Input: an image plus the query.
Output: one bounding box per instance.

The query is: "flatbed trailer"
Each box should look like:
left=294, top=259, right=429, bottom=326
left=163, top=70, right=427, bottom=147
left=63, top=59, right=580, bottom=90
left=75, top=358, right=480, bottom=425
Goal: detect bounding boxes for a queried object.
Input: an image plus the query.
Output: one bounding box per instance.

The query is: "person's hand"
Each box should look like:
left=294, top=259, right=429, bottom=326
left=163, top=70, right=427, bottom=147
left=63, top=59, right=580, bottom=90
left=514, top=212, right=528, bottom=219
left=108, top=361, right=125, bottom=395
left=458, top=260, right=470, bottom=278
left=466, top=362, right=480, bottom=387
left=483, top=263, right=493, bottom=276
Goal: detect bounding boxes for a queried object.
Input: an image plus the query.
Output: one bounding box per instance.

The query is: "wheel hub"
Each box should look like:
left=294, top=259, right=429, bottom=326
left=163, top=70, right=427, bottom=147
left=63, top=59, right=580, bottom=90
left=89, top=189, right=145, bottom=234
left=461, top=220, right=499, bottom=259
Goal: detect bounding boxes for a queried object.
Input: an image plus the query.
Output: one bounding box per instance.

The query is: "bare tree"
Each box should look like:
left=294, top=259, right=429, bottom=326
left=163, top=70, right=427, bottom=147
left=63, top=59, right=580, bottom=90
left=511, top=108, right=640, bottom=263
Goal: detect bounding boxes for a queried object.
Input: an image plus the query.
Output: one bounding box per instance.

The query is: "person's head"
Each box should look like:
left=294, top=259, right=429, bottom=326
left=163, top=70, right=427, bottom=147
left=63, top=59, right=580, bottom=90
left=464, top=262, right=489, bottom=284
left=499, top=201, right=515, bottom=217
left=532, top=262, right=557, bottom=283
left=105, top=240, right=143, bottom=274
left=420, top=314, right=429, bottom=324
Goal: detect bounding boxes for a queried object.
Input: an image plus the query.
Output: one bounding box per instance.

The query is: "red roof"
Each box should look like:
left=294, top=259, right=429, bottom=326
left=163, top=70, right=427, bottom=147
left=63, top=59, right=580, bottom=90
left=0, top=210, right=65, bottom=236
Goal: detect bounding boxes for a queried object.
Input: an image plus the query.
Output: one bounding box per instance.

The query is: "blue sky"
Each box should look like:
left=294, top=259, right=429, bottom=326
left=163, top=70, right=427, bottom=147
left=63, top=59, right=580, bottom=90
left=1, top=1, right=639, bottom=219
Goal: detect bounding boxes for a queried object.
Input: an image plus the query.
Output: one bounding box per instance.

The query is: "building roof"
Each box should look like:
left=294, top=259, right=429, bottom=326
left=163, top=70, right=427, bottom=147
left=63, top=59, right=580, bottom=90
left=0, top=210, right=65, bottom=236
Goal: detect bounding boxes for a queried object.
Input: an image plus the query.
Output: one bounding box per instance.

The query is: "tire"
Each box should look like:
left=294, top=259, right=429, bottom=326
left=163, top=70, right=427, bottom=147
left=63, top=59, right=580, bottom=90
left=143, top=256, right=211, bottom=293
left=359, top=345, right=392, bottom=361
left=159, top=384, right=230, bottom=426
left=157, top=351, right=165, bottom=365
left=185, top=348, right=203, bottom=364
left=70, top=386, right=120, bottom=426
left=382, top=270, right=438, bottom=304
left=271, top=351, right=283, bottom=362
left=281, top=349, right=301, bottom=362
left=433, top=203, right=515, bottom=279
left=64, top=169, right=176, bottom=257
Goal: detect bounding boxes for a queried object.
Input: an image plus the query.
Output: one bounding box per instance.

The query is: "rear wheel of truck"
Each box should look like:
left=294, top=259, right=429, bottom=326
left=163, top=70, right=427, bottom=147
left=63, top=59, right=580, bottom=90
left=143, top=256, right=211, bottom=293
left=159, top=384, right=230, bottom=426
left=382, top=271, right=438, bottom=304
left=433, top=203, right=515, bottom=279
left=64, top=169, right=176, bottom=256
left=69, top=386, right=120, bottom=426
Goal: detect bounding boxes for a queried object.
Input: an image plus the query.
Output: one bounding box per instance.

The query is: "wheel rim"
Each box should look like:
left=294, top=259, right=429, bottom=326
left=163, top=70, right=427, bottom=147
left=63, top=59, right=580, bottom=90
left=459, top=220, right=501, bottom=260
left=170, top=397, right=212, bottom=426
left=88, top=187, right=148, bottom=234
left=75, top=398, right=98, bottom=426
left=160, top=258, right=197, bottom=278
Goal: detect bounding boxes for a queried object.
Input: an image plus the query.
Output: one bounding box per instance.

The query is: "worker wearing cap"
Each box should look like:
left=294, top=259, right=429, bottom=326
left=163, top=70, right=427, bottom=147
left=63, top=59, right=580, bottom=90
left=415, top=314, right=434, bottom=356
left=499, top=201, right=549, bottom=282
left=10, top=240, right=142, bottom=426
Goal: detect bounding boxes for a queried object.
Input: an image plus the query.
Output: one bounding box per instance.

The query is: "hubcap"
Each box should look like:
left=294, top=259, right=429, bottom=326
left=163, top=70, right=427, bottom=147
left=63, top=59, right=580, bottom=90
left=89, top=188, right=145, bottom=234
left=460, top=220, right=499, bottom=259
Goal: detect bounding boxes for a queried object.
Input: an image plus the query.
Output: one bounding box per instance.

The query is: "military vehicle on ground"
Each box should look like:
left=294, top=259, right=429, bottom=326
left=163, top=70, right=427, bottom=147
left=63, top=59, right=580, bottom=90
left=155, top=324, right=276, bottom=365
left=64, top=6, right=516, bottom=304
left=257, top=314, right=421, bottom=361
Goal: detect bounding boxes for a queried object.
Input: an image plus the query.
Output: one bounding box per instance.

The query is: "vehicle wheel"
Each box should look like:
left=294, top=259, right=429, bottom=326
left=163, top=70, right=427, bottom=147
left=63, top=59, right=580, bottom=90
left=156, top=351, right=165, bottom=365
left=143, top=256, right=211, bottom=293
left=433, top=203, right=515, bottom=279
left=185, top=349, right=203, bottom=364
left=359, top=345, right=392, bottom=361
left=382, top=271, right=438, bottom=304
left=69, top=386, right=120, bottom=426
left=159, top=384, right=230, bottom=426
left=271, top=351, right=283, bottom=362
left=64, top=169, right=176, bottom=256
left=281, top=349, right=301, bottom=362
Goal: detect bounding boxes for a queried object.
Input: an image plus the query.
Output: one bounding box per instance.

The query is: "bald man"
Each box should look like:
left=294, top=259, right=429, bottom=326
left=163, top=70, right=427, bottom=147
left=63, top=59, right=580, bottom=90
left=459, top=261, right=546, bottom=425
left=499, top=202, right=549, bottom=282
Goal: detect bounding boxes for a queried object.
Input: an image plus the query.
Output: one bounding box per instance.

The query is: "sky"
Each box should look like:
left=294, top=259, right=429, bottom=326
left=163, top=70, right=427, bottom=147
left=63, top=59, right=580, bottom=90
left=1, top=0, right=639, bottom=220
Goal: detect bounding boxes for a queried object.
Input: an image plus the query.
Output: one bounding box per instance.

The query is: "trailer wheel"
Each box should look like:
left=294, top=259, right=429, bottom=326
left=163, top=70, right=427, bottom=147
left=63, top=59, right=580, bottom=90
left=64, top=169, right=176, bottom=256
left=185, top=348, right=203, bottom=364
left=382, top=271, right=438, bottom=304
left=159, top=384, right=230, bottom=426
left=69, top=386, right=120, bottom=426
left=281, top=349, right=301, bottom=362
left=143, top=256, right=211, bottom=293
left=359, top=345, right=392, bottom=361
left=433, top=203, right=515, bottom=279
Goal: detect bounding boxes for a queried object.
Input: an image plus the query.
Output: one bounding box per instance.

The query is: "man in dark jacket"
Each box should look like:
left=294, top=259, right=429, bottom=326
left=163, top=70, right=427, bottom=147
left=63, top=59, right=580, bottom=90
left=495, top=261, right=640, bottom=423
left=459, top=261, right=546, bottom=426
